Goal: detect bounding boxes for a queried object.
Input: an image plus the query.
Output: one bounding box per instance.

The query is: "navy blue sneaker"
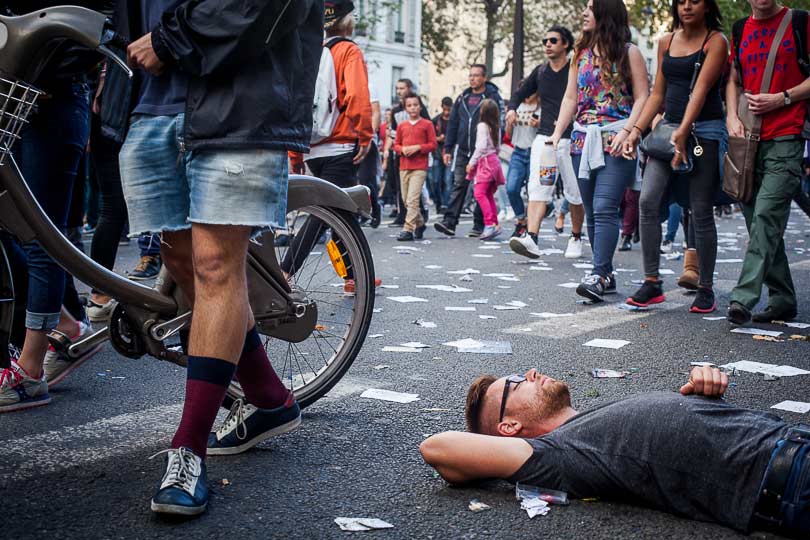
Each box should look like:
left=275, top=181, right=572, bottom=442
left=150, top=448, right=208, bottom=516
left=207, top=394, right=301, bottom=456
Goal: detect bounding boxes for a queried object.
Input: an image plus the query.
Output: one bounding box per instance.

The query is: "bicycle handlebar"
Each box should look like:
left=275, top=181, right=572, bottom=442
left=0, top=6, right=132, bottom=82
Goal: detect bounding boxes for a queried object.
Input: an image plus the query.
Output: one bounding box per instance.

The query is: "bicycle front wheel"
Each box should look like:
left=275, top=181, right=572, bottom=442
left=253, top=206, right=375, bottom=408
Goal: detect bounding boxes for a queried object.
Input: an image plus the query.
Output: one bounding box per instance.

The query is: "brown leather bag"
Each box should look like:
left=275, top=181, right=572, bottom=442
left=723, top=10, right=793, bottom=204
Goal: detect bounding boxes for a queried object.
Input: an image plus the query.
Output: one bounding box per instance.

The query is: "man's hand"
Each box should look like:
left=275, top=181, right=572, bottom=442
left=443, top=153, right=452, bottom=166
left=352, top=144, right=370, bottom=165
left=505, top=110, right=517, bottom=127
left=746, top=92, right=784, bottom=116
left=727, top=113, right=745, bottom=138
left=680, top=366, right=729, bottom=397
left=127, top=33, right=165, bottom=76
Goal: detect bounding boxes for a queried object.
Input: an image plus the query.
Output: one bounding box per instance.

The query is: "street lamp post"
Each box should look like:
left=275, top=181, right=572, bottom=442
left=511, top=0, right=524, bottom=94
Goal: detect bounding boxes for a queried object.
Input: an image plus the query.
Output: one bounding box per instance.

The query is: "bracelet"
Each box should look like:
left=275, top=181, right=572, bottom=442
left=632, top=125, right=643, bottom=134
left=621, top=127, right=632, bottom=135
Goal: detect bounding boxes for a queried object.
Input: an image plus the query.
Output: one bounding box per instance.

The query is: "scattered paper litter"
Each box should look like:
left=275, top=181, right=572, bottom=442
left=368, top=334, right=384, bottom=338
left=720, top=360, right=810, bottom=377
left=557, top=282, right=580, bottom=289
left=483, top=273, right=515, bottom=278
left=334, top=517, right=394, bottom=532
left=771, top=401, right=810, bottom=414
left=478, top=245, right=501, bottom=250
left=584, top=338, right=630, bottom=349
left=658, top=269, right=675, bottom=275
left=382, top=346, right=422, bottom=353
left=614, top=268, right=636, bottom=273
left=691, top=361, right=716, bottom=367
left=468, top=298, right=489, bottom=304
left=591, top=368, right=630, bottom=378
left=753, top=335, right=784, bottom=342
left=479, top=315, right=497, bottom=320
left=400, top=342, right=430, bottom=349
left=530, top=312, right=575, bottom=318
left=472, top=254, right=494, bottom=258
left=498, top=276, right=520, bottom=282
left=424, top=264, right=443, bottom=269
left=530, top=266, right=553, bottom=271
left=617, top=303, right=648, bottom=312
left=775, top=321, right=810, bottom=329
left=703, top=316, right=726, bottom=321
left=387, top=295, right=428, bottom=303
left=573, top=263, right=594, bottom=269
left=416, top=284, right=473, bottom=292
left=506, top=300, right=528, bottom=308
left=447, top=268, right=480, bottom=275
left=443, top=338, right=512, bottom=354
left=521, top=497, right=550, bottom=518
left=716, top=258, right=744, bottom=263
left=493, top=305, right=521, bottom=310
left=496, top=285, right=512, bottom=289
left=373, top=308, right=382, bottom=313
left=379, top=284, right=399, bottom=289
left=537, top=248, right=564, bottom=255
left=731, top=327, right=783, bottom=338
left=459, top=274, right=474, bottom=282
left=443, top=338, right=483, bottom=349
left=360, top=389, right=420, bottom=403
left=468, top=499, right=491, bottom=513
left=413, top=319, right=437, bottom=328
left=372, top=364, right=390, bottom=370
left=445, top=306, right=476, bottom=311
left=392, top=245, right=420, bottom=251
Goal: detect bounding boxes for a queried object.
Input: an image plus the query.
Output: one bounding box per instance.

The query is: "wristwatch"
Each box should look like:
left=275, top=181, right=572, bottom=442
left=784, top=90, right=792, bottom=106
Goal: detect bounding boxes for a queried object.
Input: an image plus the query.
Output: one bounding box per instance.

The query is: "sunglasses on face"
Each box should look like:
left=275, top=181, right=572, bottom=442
left=498, top=374, right=527, bottom=423
left=542, top=37, right=559, bottom=46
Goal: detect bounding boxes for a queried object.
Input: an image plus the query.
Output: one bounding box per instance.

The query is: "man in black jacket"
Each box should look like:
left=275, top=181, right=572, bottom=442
left=121, top=0, right=323, bottom=516
left=434, top=64, right=505, bottom=237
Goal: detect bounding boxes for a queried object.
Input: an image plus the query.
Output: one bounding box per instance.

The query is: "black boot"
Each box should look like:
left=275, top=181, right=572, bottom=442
left=618, top=235, right=632, bottom=252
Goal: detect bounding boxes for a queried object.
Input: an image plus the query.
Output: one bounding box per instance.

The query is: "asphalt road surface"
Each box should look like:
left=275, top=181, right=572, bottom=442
left=2, top=205, right=809, bottom=540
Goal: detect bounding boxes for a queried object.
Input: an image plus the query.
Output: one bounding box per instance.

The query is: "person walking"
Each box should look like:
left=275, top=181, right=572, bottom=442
left=623, top=0, right=727, bottom=313
left=435, top=64, right=506, bottom=238
left=726, top=1, right=810, bottom=324
left=466, top=99, right=506, bottom=240
left=507, top=26, right=586, bottom=259
left=548, top=0, right=649, bottom=302
left=393, top=93, right=437, bottom=241
left=429, top=97, right=454, bottom=214
left=503, top=93, right=537, bottom=238
left=119, top=0, right=322, bottom=515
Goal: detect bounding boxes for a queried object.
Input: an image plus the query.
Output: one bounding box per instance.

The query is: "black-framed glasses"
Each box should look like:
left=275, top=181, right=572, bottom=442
left=542, top=37, right=559, bottom=45
left=498, top=374, right=526, bottom=422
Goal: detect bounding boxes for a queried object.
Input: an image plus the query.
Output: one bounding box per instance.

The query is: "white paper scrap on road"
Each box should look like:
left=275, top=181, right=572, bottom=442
left=471, top=254, right=494, bottom=258
left=459, top=274, right=474, bottom=282
left=479, top=315, right=497, bottom=320
left=493, top=305, right=521, bottom=310
left=614, top=268, right=636, bottom=272
left=447, top=268, right=480, bottom=275
left=379, top=284, right=399, bottom=289
left=557, top=282, right=580, bottom=289
left=443, top=338, right=483, bottom=349
left=573, top=263, right=594, bottom=269
left=334, top=517, right=395, bottom=532
left=416, top=284, right=473, bottom=292
left=459, top=341, right=513, bottom=354
left=659, top=269, right=675, bottom=275
left=413, top=319, right=437, bottom=328
left=424, top=264, right=443, bottom=269
left=496, top=285, right=512, bottom=288
left=478, top=245, right=501, bottom=250
left=381, top=346, right=422, bottom=353
left=498, top=276, right=520, bottom=281
left=506, top=301, right=528, bottom=308
left=387, top=296, right=429, bottom=303
left=771, top=401, right=810, bottom=414
left=537, top=249, right=564, bottom=255
left=372, top=364, right=390, bottom=370
left=468, top=298, right=489, bottom=304
left=468, top=499, right=491, bottom=512
left=530, top=312, right=575, bottom=318
left=691, top=362, right=716, bottom=367
left=445, top=306, right=476, bottom=311
left=716, top=259, right=744, bottom=263
left=584, top=339, right=630, bottom=349
left=368, top=334, right=383, bottom=338
left=720, top=360, right=810, bottom=377
left=520, top=498, right=550, bottom=519
left=483, top=273, right=515, bottom=278
left=703, top=316, right=726, bottom=321
left=400, top=342, right=430, bottom=349
left=530, top=266, right=553, bottom=271
left=784, top=321, right=810, bottom=329
left=360, top=389, right=420, bottom=403
left=392, top=246, right=420, bottom=251
left=731, top=327, right=783, bottom=337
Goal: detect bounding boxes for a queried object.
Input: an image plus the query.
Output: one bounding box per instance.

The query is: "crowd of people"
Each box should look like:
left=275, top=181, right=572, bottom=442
left=0, top=0, right=808, bottom=536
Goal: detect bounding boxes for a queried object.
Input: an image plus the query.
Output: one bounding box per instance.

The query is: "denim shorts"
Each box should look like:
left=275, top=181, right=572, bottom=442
left=120, top=114, right=288, bottom=236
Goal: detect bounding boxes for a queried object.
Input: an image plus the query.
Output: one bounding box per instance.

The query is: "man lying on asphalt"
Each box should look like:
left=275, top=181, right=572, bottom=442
left=420, top=366, right=809, bottom=537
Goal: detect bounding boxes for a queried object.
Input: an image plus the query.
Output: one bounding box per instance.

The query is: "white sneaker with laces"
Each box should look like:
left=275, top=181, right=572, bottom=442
left=44, top=321, right=102, bottom=386
left=564, top=236, right=584, bottom=259
left=509, top=235, right=542, bottom=259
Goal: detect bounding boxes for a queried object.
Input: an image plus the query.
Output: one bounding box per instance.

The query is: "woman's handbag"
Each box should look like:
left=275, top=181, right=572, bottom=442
left=723, top=10, right=792, bottom=204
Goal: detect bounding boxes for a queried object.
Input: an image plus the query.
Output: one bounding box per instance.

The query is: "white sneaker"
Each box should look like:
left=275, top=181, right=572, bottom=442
left=509, top=235, right=542, bottom=259
left=564, top=236, right=584, bottom=259
left=44, top=321, right=102, bottom=387
left=86, top=298, right=116, bottom=322
left=479, top=225, right=502, bottom=241
left=660, top=240, right=673, bottom=254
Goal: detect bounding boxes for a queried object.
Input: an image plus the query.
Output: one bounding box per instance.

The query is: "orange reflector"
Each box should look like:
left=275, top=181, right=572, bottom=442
left=326, top=240, right=348, bottom=278
left=315, top=324, right=326, bottom=331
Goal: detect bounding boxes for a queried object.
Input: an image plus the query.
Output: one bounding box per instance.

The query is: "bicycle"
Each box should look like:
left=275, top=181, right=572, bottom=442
left=0, top=6, right=376, bottom=408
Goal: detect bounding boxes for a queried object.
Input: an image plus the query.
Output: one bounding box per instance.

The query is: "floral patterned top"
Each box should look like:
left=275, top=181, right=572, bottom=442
left=571, top=47, right=634, bottom=155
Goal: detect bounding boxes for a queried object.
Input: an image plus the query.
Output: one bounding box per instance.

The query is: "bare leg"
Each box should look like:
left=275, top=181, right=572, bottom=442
left=569, top=203, right=585, bottom=235
left=526, top=201, right=548, bottom=235
left=18, top=307, right=78, bottom=377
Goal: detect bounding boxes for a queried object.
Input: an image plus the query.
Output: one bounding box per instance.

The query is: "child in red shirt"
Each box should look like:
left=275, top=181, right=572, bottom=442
left=393, top=94, right=437, bottom=241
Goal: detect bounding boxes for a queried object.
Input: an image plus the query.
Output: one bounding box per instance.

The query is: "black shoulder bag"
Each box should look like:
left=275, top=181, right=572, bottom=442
left=639, top=31, right=712, bottom=164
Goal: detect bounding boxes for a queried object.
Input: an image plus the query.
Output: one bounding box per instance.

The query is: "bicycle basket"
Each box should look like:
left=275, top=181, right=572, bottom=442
left=0, top=75, right=42, bottom=166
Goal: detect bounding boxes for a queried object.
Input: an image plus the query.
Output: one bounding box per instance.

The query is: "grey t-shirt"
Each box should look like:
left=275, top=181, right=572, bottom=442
left=507, top=392, right=787, bottom=531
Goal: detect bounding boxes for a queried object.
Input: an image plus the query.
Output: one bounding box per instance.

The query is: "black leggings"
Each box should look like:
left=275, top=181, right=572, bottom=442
left=639, top=139, right=718, bottom=288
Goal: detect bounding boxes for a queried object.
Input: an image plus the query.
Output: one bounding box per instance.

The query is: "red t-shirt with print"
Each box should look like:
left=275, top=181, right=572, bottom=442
left=733, top=7, right=809, bottom=140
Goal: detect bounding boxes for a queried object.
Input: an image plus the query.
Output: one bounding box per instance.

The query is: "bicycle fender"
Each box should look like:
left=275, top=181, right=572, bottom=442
left=288, top=175, right=371, bottom=217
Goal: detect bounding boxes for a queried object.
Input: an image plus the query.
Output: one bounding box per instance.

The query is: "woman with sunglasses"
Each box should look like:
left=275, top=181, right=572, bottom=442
left=622, top=0, right=726, bottom=313
left=548, top=0, right=649, bottom=303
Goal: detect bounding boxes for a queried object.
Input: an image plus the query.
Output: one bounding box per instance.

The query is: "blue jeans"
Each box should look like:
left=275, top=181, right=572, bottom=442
left=19, top=82, right=90, bottom=330
left=429, top=157, right=452, bottom=208
left=665, top=203, right=683, bottom=242
left=506, top=146, right=530, bottom=219
left=559, top=198, right=570, bottom=215
left=138, top=234, right=161, bottom=257
left=573, top=154, right=635, bottom=278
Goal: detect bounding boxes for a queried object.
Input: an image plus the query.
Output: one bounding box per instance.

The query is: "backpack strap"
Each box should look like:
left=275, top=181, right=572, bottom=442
left=792, top=9, right=810, bottom=77
left=731, top=17, right=747, bottom=83
left=324, top=36, right=354, bottom=49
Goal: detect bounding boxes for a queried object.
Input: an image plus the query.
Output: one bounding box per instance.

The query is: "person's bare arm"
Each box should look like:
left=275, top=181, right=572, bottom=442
left=420, top=431, right=533, bottom=485
left=609, top=45, right=649, bottom=157
left=548, top=59, right=579, bottom=148
left=680, top=366, right=729, bottom=397
left=371, top=101, right=381, bottom=133
left=726, top=65, right=744, bottom=137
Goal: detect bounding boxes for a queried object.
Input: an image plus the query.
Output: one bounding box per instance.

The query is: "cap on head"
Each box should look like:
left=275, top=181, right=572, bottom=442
left=324, top=0, right=355, bottom=29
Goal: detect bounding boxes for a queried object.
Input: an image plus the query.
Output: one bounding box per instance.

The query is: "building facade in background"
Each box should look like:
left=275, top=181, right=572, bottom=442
left=356, top=0, right=425, bottom=111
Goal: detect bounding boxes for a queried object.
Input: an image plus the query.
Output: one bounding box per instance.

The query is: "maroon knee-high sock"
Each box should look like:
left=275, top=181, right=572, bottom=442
left=236, top=328, right=290, bottom=409
left=171, top=355, right=236, bottom=458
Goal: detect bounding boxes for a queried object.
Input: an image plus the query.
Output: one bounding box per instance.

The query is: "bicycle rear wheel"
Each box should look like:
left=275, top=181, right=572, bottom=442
left=254, top=206, right=374, bottom=408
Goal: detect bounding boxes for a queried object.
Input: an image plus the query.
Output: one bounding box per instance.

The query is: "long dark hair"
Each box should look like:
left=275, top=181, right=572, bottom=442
left=575, top=0, right=632, bottom=90
left=670, top=0, right=723, bottom=31
left=479, top=99, right=500, bottom=148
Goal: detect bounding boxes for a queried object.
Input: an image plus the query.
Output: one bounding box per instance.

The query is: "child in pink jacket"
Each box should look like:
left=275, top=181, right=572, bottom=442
left=466, top=98, right=505, bottom=240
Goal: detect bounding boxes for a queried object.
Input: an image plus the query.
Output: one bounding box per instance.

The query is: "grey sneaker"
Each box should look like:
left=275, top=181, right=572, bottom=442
left=44, top=321, right=103, bottom=387
left=509, top=235, right=542, bottom=259
left=86, top=298, right=116, bottom=322
left=0, top=360, right=51, bottom=413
